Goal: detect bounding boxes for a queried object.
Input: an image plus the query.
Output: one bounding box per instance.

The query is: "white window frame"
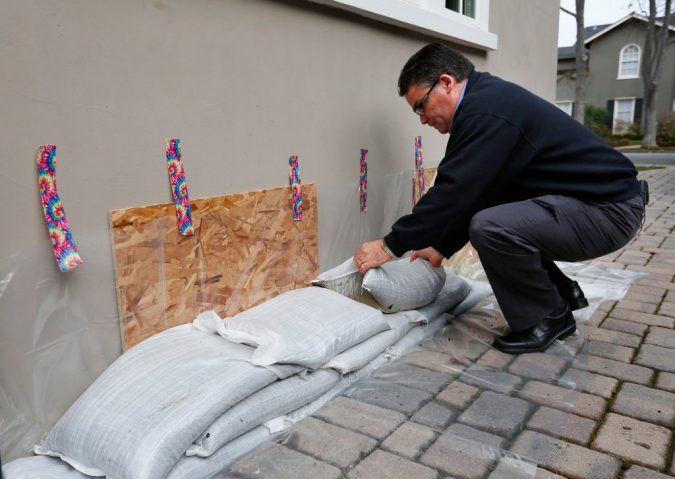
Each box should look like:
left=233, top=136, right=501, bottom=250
left=445, top=0, right=475, bottom=17
left=306, top=0, right=497, bottom=50
left=617, top=43, right=641, bottom=79
left=613, top=97, right=636, bottom=134
left=556, top=101, right=573, bottom=116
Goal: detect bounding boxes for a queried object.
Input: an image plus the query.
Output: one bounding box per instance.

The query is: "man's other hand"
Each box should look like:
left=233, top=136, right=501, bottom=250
left=354, top=239, right=392, bottom=274
left=410, top=246, right=444, bottom=267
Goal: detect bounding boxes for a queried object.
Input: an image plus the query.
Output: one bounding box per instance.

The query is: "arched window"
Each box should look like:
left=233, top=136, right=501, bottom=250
left=618, top=44, right=641, bottom=79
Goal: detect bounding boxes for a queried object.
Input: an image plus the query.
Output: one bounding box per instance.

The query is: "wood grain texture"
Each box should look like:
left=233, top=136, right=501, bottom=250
left=111, top=184, right=319, bottom=350
left=413, top=167, right=438, bottom=205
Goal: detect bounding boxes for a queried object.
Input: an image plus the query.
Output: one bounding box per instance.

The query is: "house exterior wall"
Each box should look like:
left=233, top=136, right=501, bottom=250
left=557, top=18, right=675, bottom=126
left=0, top=0, right=559, bottom=461
left=556, top=57, right=577, bottom=109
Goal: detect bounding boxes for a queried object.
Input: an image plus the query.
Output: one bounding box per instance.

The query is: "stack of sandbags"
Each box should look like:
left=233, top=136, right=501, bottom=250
left=5, top=257, right=479, bottom=479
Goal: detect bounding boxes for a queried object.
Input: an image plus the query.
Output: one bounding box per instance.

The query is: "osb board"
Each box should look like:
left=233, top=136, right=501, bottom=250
left=111, top=184, right=318, bottom=350
left=413, top=167, right=438, bottom=204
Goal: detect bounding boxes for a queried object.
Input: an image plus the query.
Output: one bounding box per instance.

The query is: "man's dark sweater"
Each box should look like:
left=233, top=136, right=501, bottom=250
left=384, top=70, right=639, bottom=258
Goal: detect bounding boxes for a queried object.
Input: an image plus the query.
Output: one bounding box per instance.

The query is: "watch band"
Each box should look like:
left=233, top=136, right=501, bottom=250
left=380, top=239, right=397, bottom=258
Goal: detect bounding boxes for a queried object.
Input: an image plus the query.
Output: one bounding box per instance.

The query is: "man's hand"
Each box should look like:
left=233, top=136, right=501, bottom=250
left=354, top=239, right=393, bottom=274
left=410, top=246, right=444, bottom=267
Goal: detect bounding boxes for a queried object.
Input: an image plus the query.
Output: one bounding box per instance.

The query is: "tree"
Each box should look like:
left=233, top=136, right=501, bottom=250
left=640, top=0, right=673, bottom=147
left=561, top=0, right=587, bottom=124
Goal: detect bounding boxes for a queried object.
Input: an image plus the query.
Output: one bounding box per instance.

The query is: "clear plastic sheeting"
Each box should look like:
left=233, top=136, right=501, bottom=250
left=1, top=164, right=646, bottom=479
left=219, top=261, right=644, bottom=479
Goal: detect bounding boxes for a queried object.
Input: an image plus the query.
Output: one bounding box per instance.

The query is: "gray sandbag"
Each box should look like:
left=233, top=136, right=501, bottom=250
left=362, top=257, right=446, bottom=312
left=187, top=369, right=340, bottom=458
left=34, top=324, right=285, bottom=479
left=324, top=310, right=420, bottom=374
left=309, top=257, right=380, bottom=308
left=417, top=267, right=471, bottom=320
left=211, top=287, right=389, bottom=369
left=166, top=425, right=283, bottom=479
left=2, top=455, right=91, bottom=479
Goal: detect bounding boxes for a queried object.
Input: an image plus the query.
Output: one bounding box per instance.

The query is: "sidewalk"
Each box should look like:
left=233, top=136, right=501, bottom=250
left=225, top=167, right=675, bottom=479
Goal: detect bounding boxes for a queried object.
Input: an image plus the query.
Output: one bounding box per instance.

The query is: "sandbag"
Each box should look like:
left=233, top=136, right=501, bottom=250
left=309, top=257, right=380, bottom=308
left=35, top=324, right=282, bottom=479
left=187, top=369, right=339, bottom=458
left=417, top=268, right=471, bottom=321
left=2, top=455, right=90, bottom=479
left=324, top=311, right=419, bottom=374
left=363, top=257, right=446, bottom=312
left=166, top=425, right=283, bottom=479
left=212, top=287, right=389, bottom=369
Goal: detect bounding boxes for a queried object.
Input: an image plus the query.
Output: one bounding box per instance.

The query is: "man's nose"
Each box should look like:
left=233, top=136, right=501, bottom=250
left=419, top=114, right=428, bottom=125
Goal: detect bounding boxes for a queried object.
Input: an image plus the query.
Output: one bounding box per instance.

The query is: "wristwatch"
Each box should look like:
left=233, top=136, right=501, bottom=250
left=380, top=239, right=397, bottom=258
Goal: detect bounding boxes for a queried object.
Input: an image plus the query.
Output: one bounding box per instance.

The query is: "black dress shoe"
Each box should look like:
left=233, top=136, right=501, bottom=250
left=493, top=307, right=576, bottom=354
left=558, top=281, right=589, bottom=311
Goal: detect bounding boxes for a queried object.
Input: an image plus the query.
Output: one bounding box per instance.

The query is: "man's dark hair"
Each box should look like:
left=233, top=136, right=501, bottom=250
left=398, top=43, right=475, bottom=96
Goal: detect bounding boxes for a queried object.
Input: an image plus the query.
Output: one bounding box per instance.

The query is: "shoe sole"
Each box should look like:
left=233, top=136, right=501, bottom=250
left=494, top=324, right=577, bottom=355
left=569, top=297, right=589, bottom=311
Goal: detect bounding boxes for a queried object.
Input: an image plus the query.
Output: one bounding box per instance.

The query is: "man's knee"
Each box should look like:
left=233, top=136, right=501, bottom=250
left=468, top=209, right=497, bottom=249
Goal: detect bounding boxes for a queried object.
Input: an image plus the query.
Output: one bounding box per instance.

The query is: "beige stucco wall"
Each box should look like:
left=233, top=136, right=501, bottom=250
left=0, top=0, right=559, bottom=461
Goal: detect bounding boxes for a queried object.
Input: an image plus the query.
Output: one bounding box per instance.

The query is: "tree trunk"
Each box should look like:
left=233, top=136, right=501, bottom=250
left=573, top=0, right=586, bottom=124
left=641, top=0, right=672, bottom=148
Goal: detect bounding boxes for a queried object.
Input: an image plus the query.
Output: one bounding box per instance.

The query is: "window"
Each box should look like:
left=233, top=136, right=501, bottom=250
left=305, top=0, right=496, bottom=50
left=556, top=101, right=573, bottom=116
left=446, top=0, right=475, bottom=18
left=618, top=44, right=640, bottom=79
left=613, top=98, right=635, bottom=133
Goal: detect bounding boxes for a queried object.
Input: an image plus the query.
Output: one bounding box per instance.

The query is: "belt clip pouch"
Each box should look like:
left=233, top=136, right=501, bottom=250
left=639, top=180, right=649, bottom=205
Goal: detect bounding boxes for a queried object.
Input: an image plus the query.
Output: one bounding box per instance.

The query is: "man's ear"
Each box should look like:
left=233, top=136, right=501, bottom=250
left=438, top=73, right=456, bottom=93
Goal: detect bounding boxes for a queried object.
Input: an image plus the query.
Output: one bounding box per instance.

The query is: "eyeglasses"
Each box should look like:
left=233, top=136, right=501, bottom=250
left=413, top=79, right=439, bottom=116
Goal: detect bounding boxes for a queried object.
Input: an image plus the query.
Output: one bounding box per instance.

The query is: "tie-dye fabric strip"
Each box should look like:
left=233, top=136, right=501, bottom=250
left=165, top=138, right=194, bottom=236
left=36, top=145, right=83, bottom=272
left=288, top=155, right=303, bottom=221
left=359, top=149, right=368, bottom=213
left=415, top=136, right=425, bottom=200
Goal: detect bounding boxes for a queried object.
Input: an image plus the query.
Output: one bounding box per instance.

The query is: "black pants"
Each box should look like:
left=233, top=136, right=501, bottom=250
left=469, top=194, right=644, bottom=331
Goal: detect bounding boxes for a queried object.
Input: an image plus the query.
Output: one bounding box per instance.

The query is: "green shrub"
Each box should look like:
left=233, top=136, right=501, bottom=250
left=657, top=117, right=675, bottom=147
left=584, top=105, right=611, bottom=134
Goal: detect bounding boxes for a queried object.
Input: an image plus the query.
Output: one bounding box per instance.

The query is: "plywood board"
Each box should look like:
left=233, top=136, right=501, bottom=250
left=111, top=184, right=318, bottom=350
left=413, top=167, right=438, bottom=204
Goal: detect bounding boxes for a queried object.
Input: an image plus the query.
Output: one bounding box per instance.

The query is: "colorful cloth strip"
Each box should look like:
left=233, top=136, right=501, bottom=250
left=359, top=149, right=368, bottom=213
left=36, top=145, right=83, bottom=272
left=165, top=138, right=194, bottom=236
left=415, top=136, right=425, bottom=201
left=288, top=155, right=304, bottom=221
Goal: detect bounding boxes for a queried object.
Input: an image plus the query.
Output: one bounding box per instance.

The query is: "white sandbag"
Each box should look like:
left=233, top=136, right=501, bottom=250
left=416, top=268, right=471, bottom=321
left=171, top=354, right=394, bottom=478
left=363, top=257, right=446, bottom=312
left=385, top=313, right=452, bottom=358
left=309, top=257, right=380, bottom=308
left=449, top=278, right=493, bottom=317
left=2, top=456, right=91, bottom=479
left=187, top=369, right=340, bottom=457
left=216, top=287, right=389, bottom=369
left=324, top=311, right=419, bottom=374
left=166, top=425, right=283, bottom=479
left=35, top=324, right=282, bottom=479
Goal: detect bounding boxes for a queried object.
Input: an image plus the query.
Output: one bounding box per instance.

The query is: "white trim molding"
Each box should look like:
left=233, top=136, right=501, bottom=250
left=617, top=43, right=641, bottom=80
left=585, top=12, right=675, bottom=45
left=556, top=101, right=573, bottom=116
left=306, top=0, right=497, bottom=50
left=613, top=97, right=636, bottom=134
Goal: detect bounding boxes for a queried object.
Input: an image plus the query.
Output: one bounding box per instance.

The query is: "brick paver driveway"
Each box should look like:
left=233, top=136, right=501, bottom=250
left=226, top=166, right=675, bottom=479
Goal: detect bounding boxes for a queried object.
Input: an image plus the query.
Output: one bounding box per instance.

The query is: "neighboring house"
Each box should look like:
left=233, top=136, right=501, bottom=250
left=557, top=13, right=675, bottom=133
